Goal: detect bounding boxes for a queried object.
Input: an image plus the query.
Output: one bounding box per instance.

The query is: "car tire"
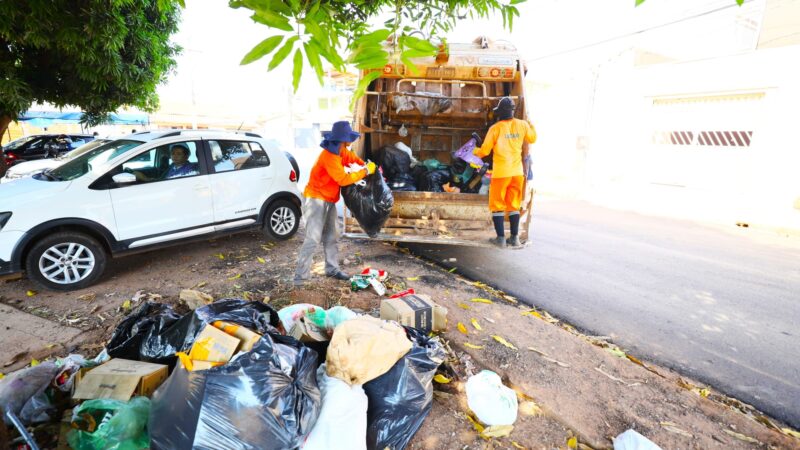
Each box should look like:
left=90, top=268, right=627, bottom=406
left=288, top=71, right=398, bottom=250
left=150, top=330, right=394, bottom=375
left=264, top=199, right=300, bottom=240
left=25, top=231, right=107, bottom=291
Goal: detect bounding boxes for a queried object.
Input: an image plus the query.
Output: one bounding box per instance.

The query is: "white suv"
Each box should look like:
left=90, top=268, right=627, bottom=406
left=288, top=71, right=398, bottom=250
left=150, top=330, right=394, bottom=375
left=0, top=130, right=302, bottom=291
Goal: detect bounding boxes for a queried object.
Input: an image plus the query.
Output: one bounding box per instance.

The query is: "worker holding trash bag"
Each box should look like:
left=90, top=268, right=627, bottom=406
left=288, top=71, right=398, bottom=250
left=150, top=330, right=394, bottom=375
left=294, top=121, right=376, bottom=286
left=474, top=97, right=536, bottom=248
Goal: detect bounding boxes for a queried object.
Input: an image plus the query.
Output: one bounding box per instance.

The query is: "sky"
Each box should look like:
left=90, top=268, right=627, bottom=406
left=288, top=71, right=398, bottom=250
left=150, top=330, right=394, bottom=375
left=156, top=0, right=765, bottom=117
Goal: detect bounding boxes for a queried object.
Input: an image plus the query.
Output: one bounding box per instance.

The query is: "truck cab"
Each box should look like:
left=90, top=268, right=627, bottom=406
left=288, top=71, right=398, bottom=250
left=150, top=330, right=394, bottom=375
left=346, top=37, right=534, bottom=247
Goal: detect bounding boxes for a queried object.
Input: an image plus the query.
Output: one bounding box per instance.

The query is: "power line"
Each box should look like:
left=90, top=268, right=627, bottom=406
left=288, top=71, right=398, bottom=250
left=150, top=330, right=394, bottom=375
left=528, top=0, right=755, bottom=62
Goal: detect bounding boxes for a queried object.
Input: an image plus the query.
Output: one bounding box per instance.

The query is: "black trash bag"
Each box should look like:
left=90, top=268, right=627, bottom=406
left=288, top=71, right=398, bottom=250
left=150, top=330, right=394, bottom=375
left=342, top=172, right=394, bottom=238
left=417, top=169, right=451, bottom=192
left=106, top=302, right=181, bottom=362
left=363, top=327, right=445, bottom=450
left=387, top=172, right=417, bottom=192
left=108, top=299, right=280, bottom=367
left=375, top=145, right=412, bottom=181
left=149, top=334, right=321, bottom=450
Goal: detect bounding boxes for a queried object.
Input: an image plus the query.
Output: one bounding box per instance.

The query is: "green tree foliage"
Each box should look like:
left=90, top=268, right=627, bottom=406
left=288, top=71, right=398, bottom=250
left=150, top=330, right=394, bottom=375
left=0, top=0, right=181, bottom=150
left=231, top=0, right=524, bottom=98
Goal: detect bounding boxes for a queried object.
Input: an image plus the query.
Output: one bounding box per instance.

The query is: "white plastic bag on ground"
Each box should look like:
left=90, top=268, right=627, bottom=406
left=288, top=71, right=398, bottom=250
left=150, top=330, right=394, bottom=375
left=303, top=364, right=368, bottom=450
left=613, top=429, right=663, bottom=450
left=465, top=370, right=518, bottom=426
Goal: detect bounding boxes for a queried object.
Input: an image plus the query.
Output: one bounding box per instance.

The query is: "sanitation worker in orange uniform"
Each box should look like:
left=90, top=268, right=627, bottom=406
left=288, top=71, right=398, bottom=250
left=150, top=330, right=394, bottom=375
left=294, top=121, right=376, bottom=286
left=474, top=97, right=536, bottom=248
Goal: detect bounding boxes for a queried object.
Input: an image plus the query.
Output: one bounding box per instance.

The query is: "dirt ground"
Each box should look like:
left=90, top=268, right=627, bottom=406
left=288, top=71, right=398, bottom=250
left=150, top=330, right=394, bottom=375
left=1, top=228, right=798, bottom=450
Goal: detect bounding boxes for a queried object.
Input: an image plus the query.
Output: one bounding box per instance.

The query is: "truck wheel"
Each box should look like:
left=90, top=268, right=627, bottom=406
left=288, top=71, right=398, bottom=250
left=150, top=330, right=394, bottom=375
left=25, top=231, right=107, bottom=291
left=264, top=199, right=300, bottom=240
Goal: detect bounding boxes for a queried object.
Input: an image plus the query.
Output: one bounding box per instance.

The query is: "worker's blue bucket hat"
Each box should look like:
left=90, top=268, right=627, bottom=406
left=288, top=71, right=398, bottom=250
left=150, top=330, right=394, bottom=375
left=324, top=121, right=361, bottom=143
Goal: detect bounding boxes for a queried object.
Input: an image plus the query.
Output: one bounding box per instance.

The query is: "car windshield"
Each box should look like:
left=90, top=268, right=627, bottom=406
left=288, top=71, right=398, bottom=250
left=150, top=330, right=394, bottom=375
left=3, top=135, right=40, bottom=151
left=60, top=139, right=109, bottom=160
left=48, top=139, right=144, bottom=181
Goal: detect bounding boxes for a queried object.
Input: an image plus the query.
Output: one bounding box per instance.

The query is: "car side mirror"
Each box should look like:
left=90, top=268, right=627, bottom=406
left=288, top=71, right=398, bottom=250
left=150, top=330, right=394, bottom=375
left=112, top=172, right=137, bottom=185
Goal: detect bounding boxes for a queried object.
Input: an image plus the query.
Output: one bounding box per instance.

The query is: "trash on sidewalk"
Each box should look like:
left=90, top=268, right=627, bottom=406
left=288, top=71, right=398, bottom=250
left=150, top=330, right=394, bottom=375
left=326, top=316, right=412, bottom=385
left=304, top=305, right=358, bottom=333
left=465, top=370, right=518, bottom=426
left=106, top=299, right=279, bottom=367
left=212, top=320, right=262, bottom=351
left=613, top=429, right=663, bottom=450
left=68, top=397, right=151, bottom=450
left=278, top=303, right=316, bottom=331
left=350, top=268, right=389, bottom=296
left=342, top=172, right=394, bottom=238
left=278, top=304, right=358, bottom=342
left=179, top=289, right=214, bottom=310
left=187, top=323, right=241, bottom=363
left=149, top=334, right=320, bottom=450
left=0, top=361, right=59, bottom=425
left=380, top=293, right=448, bottom=333
left=288, top=315, right=329, bottom=343
left=364, top=327, right=445, bottom=450
left=303, top=364, right=368, bottom=450
left=72, top=359, right=168, bottom=402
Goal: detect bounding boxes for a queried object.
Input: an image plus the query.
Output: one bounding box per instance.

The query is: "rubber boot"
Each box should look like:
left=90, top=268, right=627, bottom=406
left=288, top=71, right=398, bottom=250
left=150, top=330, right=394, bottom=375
left=508, top=235, right=521, bottom=247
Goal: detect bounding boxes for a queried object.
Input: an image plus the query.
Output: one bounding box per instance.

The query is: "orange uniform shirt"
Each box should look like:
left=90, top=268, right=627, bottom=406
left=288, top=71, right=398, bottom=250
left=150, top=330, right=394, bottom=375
left=304, top=146, right=366, bottom=203
left=474, top=118, right=536, bottom=178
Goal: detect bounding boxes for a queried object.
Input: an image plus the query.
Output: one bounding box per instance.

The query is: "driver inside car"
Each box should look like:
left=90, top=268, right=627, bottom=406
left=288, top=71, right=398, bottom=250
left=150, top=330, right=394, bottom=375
left=131, top=144, right=198, bottom=182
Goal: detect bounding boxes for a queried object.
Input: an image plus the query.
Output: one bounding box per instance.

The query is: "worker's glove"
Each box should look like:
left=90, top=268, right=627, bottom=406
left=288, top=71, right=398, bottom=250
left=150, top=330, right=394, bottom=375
left=366, top=161, right=377, bottom=175
left=471, top=132, right=483, bottom=147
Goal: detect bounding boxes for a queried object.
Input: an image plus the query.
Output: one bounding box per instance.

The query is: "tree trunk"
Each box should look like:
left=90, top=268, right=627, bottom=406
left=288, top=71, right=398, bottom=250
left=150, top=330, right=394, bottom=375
left=0, top=115, right=11, bottom=177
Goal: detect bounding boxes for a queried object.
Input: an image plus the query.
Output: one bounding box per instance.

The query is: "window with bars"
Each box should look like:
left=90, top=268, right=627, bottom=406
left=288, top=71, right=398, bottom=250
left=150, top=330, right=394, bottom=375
left=653, top=130, right=754, bottom=147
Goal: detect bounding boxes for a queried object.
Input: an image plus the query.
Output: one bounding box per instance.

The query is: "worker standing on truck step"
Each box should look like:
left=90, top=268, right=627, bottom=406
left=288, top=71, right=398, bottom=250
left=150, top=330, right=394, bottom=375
left=474, top=97, right=536, bottom=248
left=294, top=121, right=377, bottom=286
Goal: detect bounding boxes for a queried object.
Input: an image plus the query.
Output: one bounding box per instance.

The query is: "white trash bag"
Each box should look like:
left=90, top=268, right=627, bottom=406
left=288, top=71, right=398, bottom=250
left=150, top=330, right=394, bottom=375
left=303, top=364, right=368, bottom=450
left=465, top=370, right=518, bottom=426
left=613, top=429, right=663, bottom=450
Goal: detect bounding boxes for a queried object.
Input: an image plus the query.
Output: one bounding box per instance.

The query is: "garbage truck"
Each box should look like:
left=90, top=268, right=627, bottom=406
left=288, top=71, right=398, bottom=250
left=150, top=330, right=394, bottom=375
left=345, top=36, right=533, bottom=247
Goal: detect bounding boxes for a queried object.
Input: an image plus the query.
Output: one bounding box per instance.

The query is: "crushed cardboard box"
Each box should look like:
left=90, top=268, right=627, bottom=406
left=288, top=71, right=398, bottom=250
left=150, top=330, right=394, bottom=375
left=73, top=359, right=168, bottom=401
left=212, top=320, right=262, bottom=351
left=189, top=323, right=241, bottom=363
left=380, top=294, right=448, bottom=333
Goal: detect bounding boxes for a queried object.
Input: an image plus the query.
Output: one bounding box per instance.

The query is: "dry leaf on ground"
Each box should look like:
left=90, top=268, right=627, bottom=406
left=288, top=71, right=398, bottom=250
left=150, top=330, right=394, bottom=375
left=723, top=430, right=760, bottom=444
left=457, top=322, right=469, bottom=335
left=660, top=421, right=693, bottom=438
left=471, top=318, right=482, bottom=330
left=471, top=298, right=493, bottom=304
left=464, top=343, right=484, bottom=350
left=433, top=374, right=451, bottom=384
left=492, top=335, right=517, bottom=350
left=481, top=425, right=514, bottom=438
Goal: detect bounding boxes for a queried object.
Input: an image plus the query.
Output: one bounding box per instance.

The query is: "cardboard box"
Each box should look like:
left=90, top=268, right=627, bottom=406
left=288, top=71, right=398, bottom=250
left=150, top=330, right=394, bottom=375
left=189, top=323, right=242, bottom=363
left=288, top=316, right=329, bottom=343
left=73, top=359, right=168, bottom=401
left=380, top=294, right=447, bottom=333
left=212, top=321, right=262, bottom=351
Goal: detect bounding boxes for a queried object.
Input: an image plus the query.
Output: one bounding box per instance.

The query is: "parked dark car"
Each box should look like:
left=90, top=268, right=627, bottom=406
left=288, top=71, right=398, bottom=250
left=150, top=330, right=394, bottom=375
left=2, top=134, right=95, bottom=165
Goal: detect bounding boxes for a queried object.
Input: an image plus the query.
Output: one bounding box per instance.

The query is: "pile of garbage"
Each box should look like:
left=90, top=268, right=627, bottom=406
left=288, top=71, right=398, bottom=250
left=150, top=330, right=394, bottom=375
left=0, top=296, right=451, bottom=450
left=373, top=136, right=492, bottom=195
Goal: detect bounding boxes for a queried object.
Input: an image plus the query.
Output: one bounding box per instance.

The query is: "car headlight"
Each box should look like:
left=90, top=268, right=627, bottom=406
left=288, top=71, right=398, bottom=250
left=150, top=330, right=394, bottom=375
left=0, top=212, right=11, bottom=231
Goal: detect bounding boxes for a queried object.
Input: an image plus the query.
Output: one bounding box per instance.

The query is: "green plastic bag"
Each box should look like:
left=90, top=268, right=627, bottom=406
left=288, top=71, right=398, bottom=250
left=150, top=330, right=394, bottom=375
left=68, top=397, right=151, bottom=450
left=304, top=306, right=357, bottom=332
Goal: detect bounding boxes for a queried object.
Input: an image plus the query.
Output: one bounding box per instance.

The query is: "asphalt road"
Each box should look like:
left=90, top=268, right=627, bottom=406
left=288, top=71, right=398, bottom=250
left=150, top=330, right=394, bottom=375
left=407, top=198, right=800, bottom=428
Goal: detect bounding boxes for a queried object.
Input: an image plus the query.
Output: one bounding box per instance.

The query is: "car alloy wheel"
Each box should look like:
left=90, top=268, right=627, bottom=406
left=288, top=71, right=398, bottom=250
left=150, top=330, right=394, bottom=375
left=38, top=242, right=96, bottom=285
left=270, top=206, right=296, bottom=236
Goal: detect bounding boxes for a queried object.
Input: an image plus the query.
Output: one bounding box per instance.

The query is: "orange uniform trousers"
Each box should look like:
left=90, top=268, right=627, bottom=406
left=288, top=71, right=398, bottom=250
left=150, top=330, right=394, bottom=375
left=489, top=176, right=524, bottom=212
